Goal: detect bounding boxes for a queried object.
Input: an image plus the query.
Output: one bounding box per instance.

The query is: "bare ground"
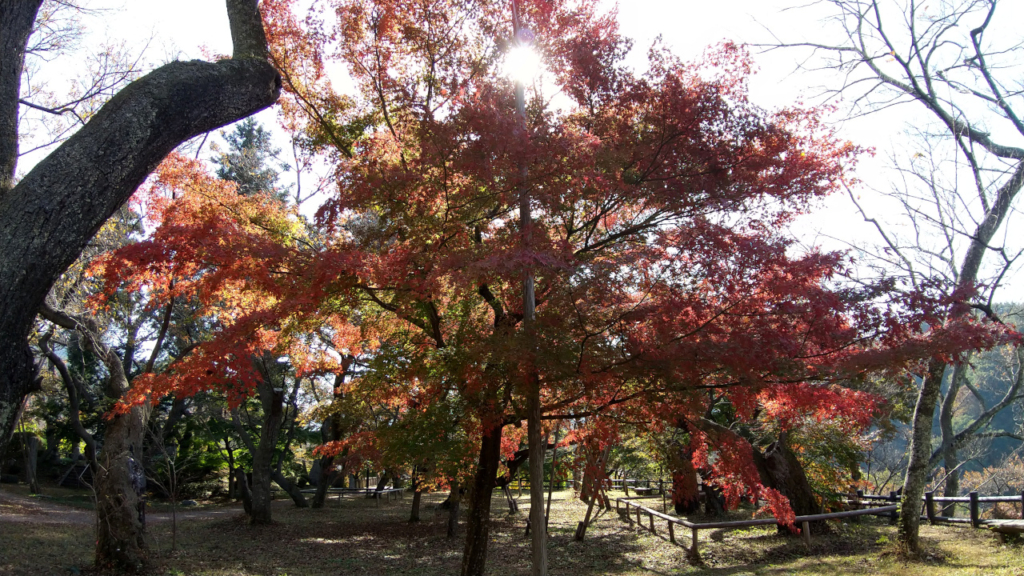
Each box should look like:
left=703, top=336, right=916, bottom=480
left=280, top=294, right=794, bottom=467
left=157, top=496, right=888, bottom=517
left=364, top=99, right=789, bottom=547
left=1, top=486, right=1021, bottom=576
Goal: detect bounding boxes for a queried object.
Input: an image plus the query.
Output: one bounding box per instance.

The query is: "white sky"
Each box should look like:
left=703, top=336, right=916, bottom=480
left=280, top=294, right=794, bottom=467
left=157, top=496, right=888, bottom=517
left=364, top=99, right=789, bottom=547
left=26, top=0, right=1024, bottom=301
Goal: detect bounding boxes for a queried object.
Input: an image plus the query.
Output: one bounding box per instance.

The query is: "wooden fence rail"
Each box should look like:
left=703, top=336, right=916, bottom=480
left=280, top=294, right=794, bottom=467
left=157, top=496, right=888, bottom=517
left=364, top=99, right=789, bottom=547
left=616, top=496, right=897, bottom=563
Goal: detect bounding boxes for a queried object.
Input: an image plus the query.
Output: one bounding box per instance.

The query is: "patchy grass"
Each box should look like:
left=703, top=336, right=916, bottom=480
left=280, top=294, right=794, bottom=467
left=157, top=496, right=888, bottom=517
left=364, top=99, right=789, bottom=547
left=1, top=486, right=1022, bottom=576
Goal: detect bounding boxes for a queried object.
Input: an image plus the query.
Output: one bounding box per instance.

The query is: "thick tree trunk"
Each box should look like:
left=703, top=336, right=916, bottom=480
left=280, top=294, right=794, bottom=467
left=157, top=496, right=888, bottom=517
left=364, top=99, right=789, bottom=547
left=460, top=421, right=502, bottom=576
left=250, top=449, right=274, bottom=524
left=898, top=359, right=948, bottom=554
left=753, top=435, right=825, bottom=533
left=0, top=0, right=42, bottom=195
left=311, top=457, right=337, bottom=509
left=702, top=483, right=726, bottom=516
left=94, top=405, right=148, bottom=572
left=672, top=455, right=700, bottom=515
left=0, top=0, right=280, bottom=460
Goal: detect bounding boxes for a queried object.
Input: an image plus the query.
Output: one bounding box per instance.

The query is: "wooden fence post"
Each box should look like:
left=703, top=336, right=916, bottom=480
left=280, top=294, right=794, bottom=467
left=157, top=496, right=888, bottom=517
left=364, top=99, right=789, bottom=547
left=855, top=489, right=863, bottom=510
left=689, top=528, right=700, bottom=563
left=649, top=511, right=655, bottom=533
left=1019, top=491, right=1023, bottom=520
left=668, top=521, right=675, bottom=544
left=969, top=491, right=979, bottom=528
left=889, top=491, right=898, bottom=524
left=801, top=521, right=810, bottom=547
left=925, top=491, right=935, bottom=524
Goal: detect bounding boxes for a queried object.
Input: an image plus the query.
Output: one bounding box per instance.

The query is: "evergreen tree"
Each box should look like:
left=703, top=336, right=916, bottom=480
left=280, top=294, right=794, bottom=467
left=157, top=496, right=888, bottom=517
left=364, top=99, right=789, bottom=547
left=213, top=118, right=286, bottom=200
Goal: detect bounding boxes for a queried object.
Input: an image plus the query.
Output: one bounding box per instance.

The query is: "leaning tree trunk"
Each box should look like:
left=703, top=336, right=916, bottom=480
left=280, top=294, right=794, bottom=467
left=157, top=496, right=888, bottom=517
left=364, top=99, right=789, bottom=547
left=0, top=0, right=280, bottom=460
left=272, top=470, right=309, bottom=508
left=753, top=435, right=825, bottom=534
left=372, top=471, right=392, bottom=496
left=574, top=444, right=610, bottom=542
left=39, top=305, right=153, bottom=573
left=94, top=405, right=149, bottom=572
left=898, top=359, right=948, bottom=554
left=460, top=420, right=503, bottom=576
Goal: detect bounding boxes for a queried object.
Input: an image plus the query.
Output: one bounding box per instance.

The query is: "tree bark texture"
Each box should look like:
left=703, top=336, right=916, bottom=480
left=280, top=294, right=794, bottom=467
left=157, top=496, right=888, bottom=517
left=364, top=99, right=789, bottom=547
left=0, top=0, right=42, bottom=195
left=752, top=436, right=825, bottom=533
left=898, top=359, right=948, bottom=554
left=460, top=420, right=502, bottom=576
left=0, top=0, right=280, bottom=461
left=939, top=364, right=965, bottom=516
left=94, top=405, right=149, bottom=572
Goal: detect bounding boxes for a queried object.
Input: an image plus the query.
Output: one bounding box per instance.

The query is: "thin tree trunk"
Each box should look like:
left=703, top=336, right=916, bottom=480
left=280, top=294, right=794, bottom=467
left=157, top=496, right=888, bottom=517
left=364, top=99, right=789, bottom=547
left=19, top=424, right=39, bottom=494
left=410, top=471, right=423, bottom=522
left=545, top=422, right=562, bottom=530
left=574, top=445, right=610, bottom=541
left=448, top=483, right=463, bottom=538
left=898, top=360, right=948, bottom=555
left=235, top=467, right=253, bottom=515
left=939, top=364, right=965, bottom=516
left=224, top=438, right=237, bottom=499
left=272, top=470, right=309, bottom=508
left=460, top=420, right=503, bottom=576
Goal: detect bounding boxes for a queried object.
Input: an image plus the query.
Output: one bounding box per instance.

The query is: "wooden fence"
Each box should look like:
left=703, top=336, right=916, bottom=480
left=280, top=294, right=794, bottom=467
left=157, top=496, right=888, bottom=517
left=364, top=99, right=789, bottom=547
left=616, top=489, right=1024, bottom=562
left=852, top=489, right=1024, bottom=527
left=616, top=495, right=897, bottom=562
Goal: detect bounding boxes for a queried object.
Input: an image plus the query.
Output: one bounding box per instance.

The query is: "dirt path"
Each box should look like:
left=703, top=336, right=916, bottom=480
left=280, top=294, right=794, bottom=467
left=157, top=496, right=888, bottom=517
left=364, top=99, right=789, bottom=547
left=0, top=490, right=244, bottom=525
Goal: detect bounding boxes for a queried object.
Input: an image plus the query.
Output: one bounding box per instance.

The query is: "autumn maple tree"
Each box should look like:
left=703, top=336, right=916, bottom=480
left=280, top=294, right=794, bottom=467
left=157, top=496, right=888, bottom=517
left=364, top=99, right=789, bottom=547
left=96, top=0, right=1015, bottom=574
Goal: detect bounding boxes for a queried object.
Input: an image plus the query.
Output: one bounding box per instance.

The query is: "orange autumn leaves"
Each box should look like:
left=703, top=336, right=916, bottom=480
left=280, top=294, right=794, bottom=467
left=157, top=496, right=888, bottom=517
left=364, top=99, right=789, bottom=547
left=93, top=154, right=361, bottom=408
